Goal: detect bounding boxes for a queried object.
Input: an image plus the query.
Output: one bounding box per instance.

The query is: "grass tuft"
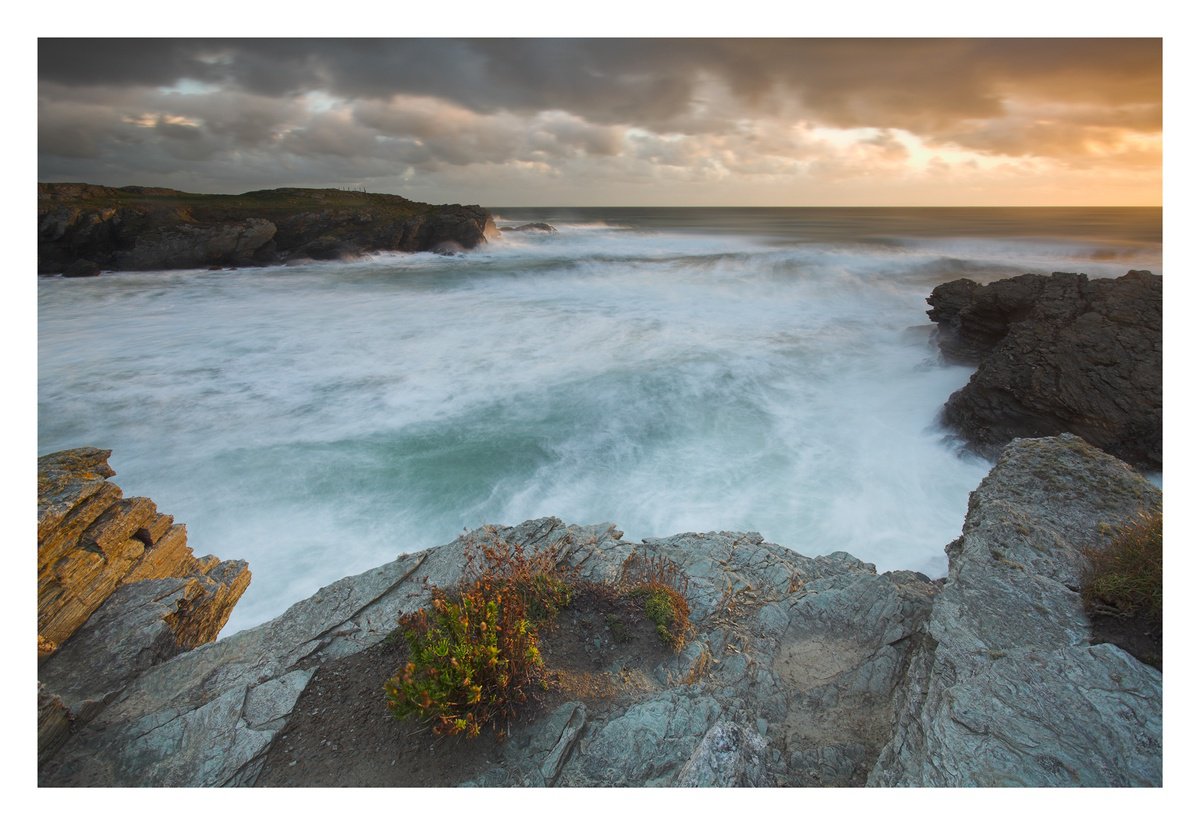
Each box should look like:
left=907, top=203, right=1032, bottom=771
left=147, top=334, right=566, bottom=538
left=620, top=550, right=693, bottom=653
left=1082, top=510, right=1162, bottom=620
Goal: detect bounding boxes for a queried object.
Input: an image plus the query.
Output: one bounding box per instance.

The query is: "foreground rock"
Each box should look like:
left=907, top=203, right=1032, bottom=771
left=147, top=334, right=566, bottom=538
left=37, top=448, right=251, bottom=764
left=928, top=270, right=1161, bottom=470
left=870, top=434, right=1161, bottom=786
left=39, top=437, right=1161, bottom=786
left=38, top=183, right=499, bottom=274
left=40, top=519, right=936, bottom=787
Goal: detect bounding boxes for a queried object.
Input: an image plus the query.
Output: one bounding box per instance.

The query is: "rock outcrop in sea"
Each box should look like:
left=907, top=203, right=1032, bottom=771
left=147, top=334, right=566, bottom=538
left=37, top=183, right=500, bottom=275
left=37, top=447, right=251, bottom=766
left=37, top=436, right=1161, bottom=787
left=928, top=270, right=1162, bottom=470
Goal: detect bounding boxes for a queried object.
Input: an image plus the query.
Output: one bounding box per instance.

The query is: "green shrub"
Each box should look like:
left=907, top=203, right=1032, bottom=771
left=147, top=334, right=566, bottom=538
left=1082, top=510, right=1163, bottom=619
left=384, top=538, right=570, bottom=738
left=620, top=550, right=692, bottom=653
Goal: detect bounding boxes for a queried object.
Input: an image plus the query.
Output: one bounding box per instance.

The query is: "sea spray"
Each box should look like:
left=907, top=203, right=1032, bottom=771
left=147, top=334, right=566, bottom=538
left=38, top=207, right=1162, bottom=633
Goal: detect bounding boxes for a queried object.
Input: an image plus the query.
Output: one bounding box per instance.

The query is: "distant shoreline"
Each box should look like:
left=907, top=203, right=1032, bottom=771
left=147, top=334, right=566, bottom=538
left=38, top=182, right=499, bottom=276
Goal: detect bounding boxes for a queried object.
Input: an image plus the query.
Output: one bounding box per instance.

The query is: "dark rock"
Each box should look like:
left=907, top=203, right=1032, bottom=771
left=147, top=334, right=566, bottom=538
left=62, top=258, right=101, bottom=277
left=38, top=684, right=73, bottom=767
left=501, top=222, right=557, bottom=233
left=928, top=270, right=1161, bottom=469
left=38, top=183, right=499, bottom=273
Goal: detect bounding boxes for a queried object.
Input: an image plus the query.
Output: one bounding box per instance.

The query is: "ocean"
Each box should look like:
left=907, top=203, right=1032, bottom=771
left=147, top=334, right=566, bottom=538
left=37, top=207, right=1163, bottom=635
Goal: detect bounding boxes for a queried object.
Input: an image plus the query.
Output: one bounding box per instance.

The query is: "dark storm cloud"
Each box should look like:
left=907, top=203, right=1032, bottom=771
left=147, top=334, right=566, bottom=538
left=38, top=38, right=1160, bottom=133
left=36, top=38, right=1162, bottom=203
left=38, top=40, right=198, bottom=86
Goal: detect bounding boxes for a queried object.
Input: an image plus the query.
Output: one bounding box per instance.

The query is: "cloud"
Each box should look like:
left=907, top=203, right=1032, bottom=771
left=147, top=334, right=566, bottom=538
left=36, top=38, right=1162, bottom=204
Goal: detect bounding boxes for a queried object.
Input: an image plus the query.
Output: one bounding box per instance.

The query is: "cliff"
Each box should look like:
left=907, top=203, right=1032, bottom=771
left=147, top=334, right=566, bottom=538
left=928, top=270, right=1161, bottom=470
left=37, top=183, right=499, bottom=275
left=37, top=436, right=1162, bottom=787
left=37, top=448, right=251, bottom=765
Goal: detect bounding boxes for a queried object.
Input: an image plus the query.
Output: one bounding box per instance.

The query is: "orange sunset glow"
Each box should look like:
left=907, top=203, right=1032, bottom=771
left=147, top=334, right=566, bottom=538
left=37, top=38, right=1161, bottom=206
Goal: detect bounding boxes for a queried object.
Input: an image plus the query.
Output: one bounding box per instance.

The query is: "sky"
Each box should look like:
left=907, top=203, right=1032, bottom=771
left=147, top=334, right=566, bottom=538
left=37, top=37, right=1162, bottom=206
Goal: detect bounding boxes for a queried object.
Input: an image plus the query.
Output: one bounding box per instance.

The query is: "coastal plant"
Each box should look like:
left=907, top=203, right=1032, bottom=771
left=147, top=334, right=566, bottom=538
left=384, top=538, right=571, bottom=738
left=1081, top=510, right=1163, bottom=620
left=619, top=550, right=693, bottom=652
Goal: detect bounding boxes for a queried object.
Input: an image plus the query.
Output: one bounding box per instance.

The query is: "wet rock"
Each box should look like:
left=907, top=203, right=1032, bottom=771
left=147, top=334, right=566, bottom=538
left=501, top=222, right=556, bottom=232
left=928, top=270, right=1161, bottom=469
left=37, top=183, right=498, bottom=273
left=61, top=258, right=101, bottom=277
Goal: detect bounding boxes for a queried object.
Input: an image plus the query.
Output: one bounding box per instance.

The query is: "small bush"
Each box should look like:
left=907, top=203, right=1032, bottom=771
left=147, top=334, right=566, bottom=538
left=1082, top=510, right=1162, bottom=619
left=384, top=538, right=571, bottom=738
left=620, top=550, right=692, bottom=653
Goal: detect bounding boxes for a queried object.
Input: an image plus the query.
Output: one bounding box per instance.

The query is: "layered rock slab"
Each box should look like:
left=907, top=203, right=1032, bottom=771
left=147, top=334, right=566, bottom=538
left=37, top=448, right=251, bottom=765
left=40, top=436, right=1163, bottom=786
left=41, top=520, right=934, bottom=787
left=869, top=434, right=1162, bottom=786
left=928, top=270, right=1161, bottom=469
left=38, top=448, right=250, bottom=651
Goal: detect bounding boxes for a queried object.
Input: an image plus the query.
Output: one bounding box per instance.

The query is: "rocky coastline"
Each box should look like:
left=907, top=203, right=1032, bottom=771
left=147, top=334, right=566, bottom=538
left=36, top=268, right=1164, bottom=787
left=37, top=435, right=1162, bottom=787
left=37, top=183, right=499, bottom=275
left=928, top=270, right=1161, bottom=471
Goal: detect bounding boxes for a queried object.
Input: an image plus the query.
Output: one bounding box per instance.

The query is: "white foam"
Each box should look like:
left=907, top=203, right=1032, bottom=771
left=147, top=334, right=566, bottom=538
left=38, top=218, right=1157, bottom=634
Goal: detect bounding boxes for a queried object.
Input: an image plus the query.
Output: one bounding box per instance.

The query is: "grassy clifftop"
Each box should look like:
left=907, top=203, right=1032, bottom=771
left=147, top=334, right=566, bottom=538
left=38, top=183, right=497, bottom=274
left=40, top=183, right=442, bottom=216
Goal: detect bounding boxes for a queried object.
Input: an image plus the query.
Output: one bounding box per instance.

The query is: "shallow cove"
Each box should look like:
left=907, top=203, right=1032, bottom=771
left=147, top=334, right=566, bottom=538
left=37, top=207, right=1163, bottom=634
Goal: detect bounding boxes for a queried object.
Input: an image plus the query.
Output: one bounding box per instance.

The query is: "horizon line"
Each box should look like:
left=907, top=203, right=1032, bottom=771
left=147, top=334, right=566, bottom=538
left=485, top=204, right=1163, bottom=209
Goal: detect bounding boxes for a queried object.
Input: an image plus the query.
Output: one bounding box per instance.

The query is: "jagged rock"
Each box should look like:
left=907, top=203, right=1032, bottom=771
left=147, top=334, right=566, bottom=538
left=40, top=518, right=934, bottom=787
left=37, top=183, right=499, bottom=273
left=869, top=435, right=1162, bottom=787
left=928, top=270, right=1161, bottom=469
left=557, top=689, right=722, bottom=786
left=676, top=721, right=769, bottom=787
left=37, top=447, right=251, bottom=648
left=37, top=448, right=251, bottom=764
left=40, top=579, right=202, bottom=724
left=39, top=437, right=1162, bottom=787
left=120, top=218, right=278, bottom=270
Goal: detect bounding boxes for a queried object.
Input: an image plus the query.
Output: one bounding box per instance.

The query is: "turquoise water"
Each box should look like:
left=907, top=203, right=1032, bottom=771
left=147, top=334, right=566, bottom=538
left=38, top=207, right=1162, bottom=634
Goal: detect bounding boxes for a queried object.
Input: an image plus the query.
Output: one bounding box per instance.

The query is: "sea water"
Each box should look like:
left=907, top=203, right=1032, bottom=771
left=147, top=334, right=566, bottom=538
left=37, top=207, right=1162, bottom=634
